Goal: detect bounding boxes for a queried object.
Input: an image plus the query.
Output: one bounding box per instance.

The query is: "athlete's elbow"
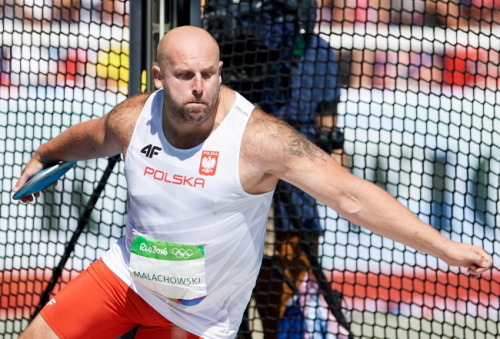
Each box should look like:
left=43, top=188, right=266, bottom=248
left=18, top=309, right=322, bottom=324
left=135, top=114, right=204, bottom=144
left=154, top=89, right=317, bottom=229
left=89, top=138, right=121, bottom=158
left=335, top=193, right=362, bottom=218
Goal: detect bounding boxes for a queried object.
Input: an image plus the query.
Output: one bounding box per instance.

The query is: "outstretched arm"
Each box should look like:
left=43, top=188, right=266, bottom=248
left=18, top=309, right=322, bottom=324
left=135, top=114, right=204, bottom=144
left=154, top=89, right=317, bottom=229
left=252, top=112, right=493, bottom=276
left=318, top=172, right=492, bottom=276
left=13, top=93, right=149, bottom=202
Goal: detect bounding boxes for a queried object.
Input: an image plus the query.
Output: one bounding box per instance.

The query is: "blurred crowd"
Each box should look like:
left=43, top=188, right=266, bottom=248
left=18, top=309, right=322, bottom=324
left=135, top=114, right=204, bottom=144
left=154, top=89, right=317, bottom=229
left=1, top=0, right=499, bottom=94
left=319, top=0, right=500, bottom=28
left=0, top=0, right=128, bottom=27
left=315, top=0, right=500, bottom=90
left=0, top=0, right=130, bottom=95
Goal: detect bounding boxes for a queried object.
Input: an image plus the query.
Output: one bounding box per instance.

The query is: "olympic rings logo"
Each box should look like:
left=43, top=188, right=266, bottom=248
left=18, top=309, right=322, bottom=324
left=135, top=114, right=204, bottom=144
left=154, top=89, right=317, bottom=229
left=171, top=248, right=194, bottom=259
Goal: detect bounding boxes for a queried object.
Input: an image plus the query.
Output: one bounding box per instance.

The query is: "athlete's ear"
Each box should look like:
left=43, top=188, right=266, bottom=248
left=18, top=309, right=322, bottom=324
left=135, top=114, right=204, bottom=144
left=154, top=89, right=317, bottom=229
left=152, top=65, right=163, bottom=89
left=218, top=61, right=223, bottom=84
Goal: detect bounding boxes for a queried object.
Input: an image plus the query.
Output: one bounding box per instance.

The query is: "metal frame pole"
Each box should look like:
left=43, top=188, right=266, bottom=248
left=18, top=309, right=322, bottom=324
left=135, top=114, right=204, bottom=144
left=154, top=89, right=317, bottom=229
left=128, top=0, right=143, bottom=96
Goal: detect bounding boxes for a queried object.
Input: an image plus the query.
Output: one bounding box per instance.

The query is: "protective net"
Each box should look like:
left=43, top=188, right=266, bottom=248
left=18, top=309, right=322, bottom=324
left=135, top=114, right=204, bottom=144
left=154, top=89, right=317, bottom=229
left=1, top=0, right=499, bottom=338
left=203, top=0, right=500, bottom=338
left=0, top=1, right=129, bottom=337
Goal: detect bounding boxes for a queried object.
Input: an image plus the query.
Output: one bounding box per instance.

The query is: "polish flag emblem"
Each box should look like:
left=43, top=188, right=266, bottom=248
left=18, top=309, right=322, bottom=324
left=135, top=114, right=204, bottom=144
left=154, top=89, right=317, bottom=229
left=199, top=150, right=219, bottom=176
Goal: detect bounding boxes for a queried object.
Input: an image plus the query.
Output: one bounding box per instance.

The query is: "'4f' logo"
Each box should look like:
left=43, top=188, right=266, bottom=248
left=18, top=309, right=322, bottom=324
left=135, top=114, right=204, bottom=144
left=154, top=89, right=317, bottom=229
left=141, top=144, right=162, bottom=158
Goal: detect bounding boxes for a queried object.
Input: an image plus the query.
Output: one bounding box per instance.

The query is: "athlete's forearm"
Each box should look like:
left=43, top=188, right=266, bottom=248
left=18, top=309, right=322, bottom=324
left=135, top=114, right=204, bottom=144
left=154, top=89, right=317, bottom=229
left=336, top=176, right=493, bottom=275
left=335, top=176, right=450, bottom=258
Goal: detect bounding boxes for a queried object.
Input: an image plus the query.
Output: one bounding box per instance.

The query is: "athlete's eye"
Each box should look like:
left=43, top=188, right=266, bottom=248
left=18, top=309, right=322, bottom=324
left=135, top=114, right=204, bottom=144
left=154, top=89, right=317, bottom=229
left=177, top=72, right=194, bottom=80
left=201, top=72, right=213, bottom=80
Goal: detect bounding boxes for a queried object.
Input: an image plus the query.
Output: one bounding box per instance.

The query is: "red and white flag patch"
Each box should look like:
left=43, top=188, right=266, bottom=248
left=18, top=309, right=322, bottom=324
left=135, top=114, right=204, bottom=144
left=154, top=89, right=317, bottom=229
left=199, top=150, right=219, bottom=176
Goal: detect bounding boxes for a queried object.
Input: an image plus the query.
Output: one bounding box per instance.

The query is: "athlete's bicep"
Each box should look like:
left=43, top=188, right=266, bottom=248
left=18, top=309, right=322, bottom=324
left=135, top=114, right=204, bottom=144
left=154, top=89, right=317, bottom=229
left=98, top=109, right=126, bottom=157
left=256, top=113, right=351, bottom=208
left=261, top=115, right=329, bottom=178
left=242, top=110, right=328, bottom=193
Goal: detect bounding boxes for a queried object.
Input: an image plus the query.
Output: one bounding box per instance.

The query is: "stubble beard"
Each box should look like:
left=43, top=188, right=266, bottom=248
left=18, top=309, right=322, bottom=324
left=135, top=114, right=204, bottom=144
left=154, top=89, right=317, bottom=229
left=165, top=88, right=219, bottom=126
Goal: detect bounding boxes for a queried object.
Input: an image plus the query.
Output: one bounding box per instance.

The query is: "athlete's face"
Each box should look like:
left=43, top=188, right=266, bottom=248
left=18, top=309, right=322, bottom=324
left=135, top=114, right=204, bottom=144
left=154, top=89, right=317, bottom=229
left=153, top=35, right=222, bottom=125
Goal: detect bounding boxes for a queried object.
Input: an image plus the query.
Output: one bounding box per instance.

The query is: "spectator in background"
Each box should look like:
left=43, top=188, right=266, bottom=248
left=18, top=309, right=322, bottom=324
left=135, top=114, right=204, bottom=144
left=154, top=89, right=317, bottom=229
left=424, top=0, right=499, bottom=28
left=53, top=0, right=81, bottom=22
left=101, top=0, right=128, bottom=26
left=329, top=0, right=391, bottom=27
left=75, top=0, right=129, bottom=26
left=424, top=0, right=469, bottom=28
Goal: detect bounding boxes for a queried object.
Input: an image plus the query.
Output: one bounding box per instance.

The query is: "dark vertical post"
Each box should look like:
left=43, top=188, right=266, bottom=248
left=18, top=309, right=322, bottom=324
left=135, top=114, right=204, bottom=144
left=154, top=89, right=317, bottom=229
left=145, top=0, right=155, bottom=92
left=190, top=0, right=202, bottom=27
left=128, top=0, right=144, bottom=96
left=177, top=0, right=201, bottom=27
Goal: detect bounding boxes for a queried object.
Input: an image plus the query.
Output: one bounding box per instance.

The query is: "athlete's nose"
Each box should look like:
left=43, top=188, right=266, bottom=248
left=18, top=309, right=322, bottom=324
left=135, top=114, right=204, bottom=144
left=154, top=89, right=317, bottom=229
left=192, top=75, right=203, bottom=97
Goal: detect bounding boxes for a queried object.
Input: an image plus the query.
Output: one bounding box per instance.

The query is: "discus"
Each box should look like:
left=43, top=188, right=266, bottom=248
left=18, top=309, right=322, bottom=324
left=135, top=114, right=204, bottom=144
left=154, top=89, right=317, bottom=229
left=13, top=161, right=77, bottom=200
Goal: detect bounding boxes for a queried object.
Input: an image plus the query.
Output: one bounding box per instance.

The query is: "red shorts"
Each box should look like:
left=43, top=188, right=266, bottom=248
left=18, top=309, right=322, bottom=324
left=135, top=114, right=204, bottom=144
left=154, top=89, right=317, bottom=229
left=41, top=259, right=200, bottom=339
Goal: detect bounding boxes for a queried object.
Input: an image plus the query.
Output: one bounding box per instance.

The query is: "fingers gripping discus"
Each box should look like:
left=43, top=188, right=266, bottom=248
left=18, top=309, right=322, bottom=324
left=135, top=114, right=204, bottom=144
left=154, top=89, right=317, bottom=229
left=13, top=161, right=77, bottom=200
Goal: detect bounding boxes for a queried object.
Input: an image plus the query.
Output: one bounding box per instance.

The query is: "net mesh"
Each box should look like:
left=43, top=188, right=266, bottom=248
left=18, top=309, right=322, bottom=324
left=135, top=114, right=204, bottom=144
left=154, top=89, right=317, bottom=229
left=204, top=1, right=500, bottom=338
left=1, top=0, right=499, bottom=338
left=0, top=1, right=129, bottom=337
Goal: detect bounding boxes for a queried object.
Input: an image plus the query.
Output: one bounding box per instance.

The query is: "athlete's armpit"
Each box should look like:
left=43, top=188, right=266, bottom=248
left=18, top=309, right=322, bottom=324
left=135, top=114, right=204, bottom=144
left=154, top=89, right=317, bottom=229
left=105, top=92, right=151, bottom=155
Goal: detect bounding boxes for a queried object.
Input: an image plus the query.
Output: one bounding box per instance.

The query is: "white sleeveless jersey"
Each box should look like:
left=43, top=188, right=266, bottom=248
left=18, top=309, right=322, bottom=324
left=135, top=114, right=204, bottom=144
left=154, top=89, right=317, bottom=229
left=102, top=90, right=274, bottom=338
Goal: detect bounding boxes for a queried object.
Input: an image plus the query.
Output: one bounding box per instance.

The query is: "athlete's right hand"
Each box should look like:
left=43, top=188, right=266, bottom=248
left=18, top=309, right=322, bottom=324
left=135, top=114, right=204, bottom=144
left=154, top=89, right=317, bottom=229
left=12, top=156, right=47, bottom=203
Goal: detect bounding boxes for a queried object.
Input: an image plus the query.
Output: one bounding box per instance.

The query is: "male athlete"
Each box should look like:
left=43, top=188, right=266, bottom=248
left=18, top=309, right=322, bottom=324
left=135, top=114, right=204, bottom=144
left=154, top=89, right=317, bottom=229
left=14, top=26, right=493, bottom=339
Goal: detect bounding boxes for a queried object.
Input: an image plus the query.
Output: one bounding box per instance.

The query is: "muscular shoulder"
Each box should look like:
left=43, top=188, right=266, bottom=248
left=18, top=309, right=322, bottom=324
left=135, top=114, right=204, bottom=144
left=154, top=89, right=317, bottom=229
left=105, top=92, right=152, bottom=153
left=240, top=107, right=327, bottom=193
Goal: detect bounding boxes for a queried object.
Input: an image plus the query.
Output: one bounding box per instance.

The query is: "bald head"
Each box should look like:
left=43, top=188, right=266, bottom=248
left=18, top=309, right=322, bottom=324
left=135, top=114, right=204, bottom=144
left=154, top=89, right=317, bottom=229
left=157, top=26, right=220, bottom=68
